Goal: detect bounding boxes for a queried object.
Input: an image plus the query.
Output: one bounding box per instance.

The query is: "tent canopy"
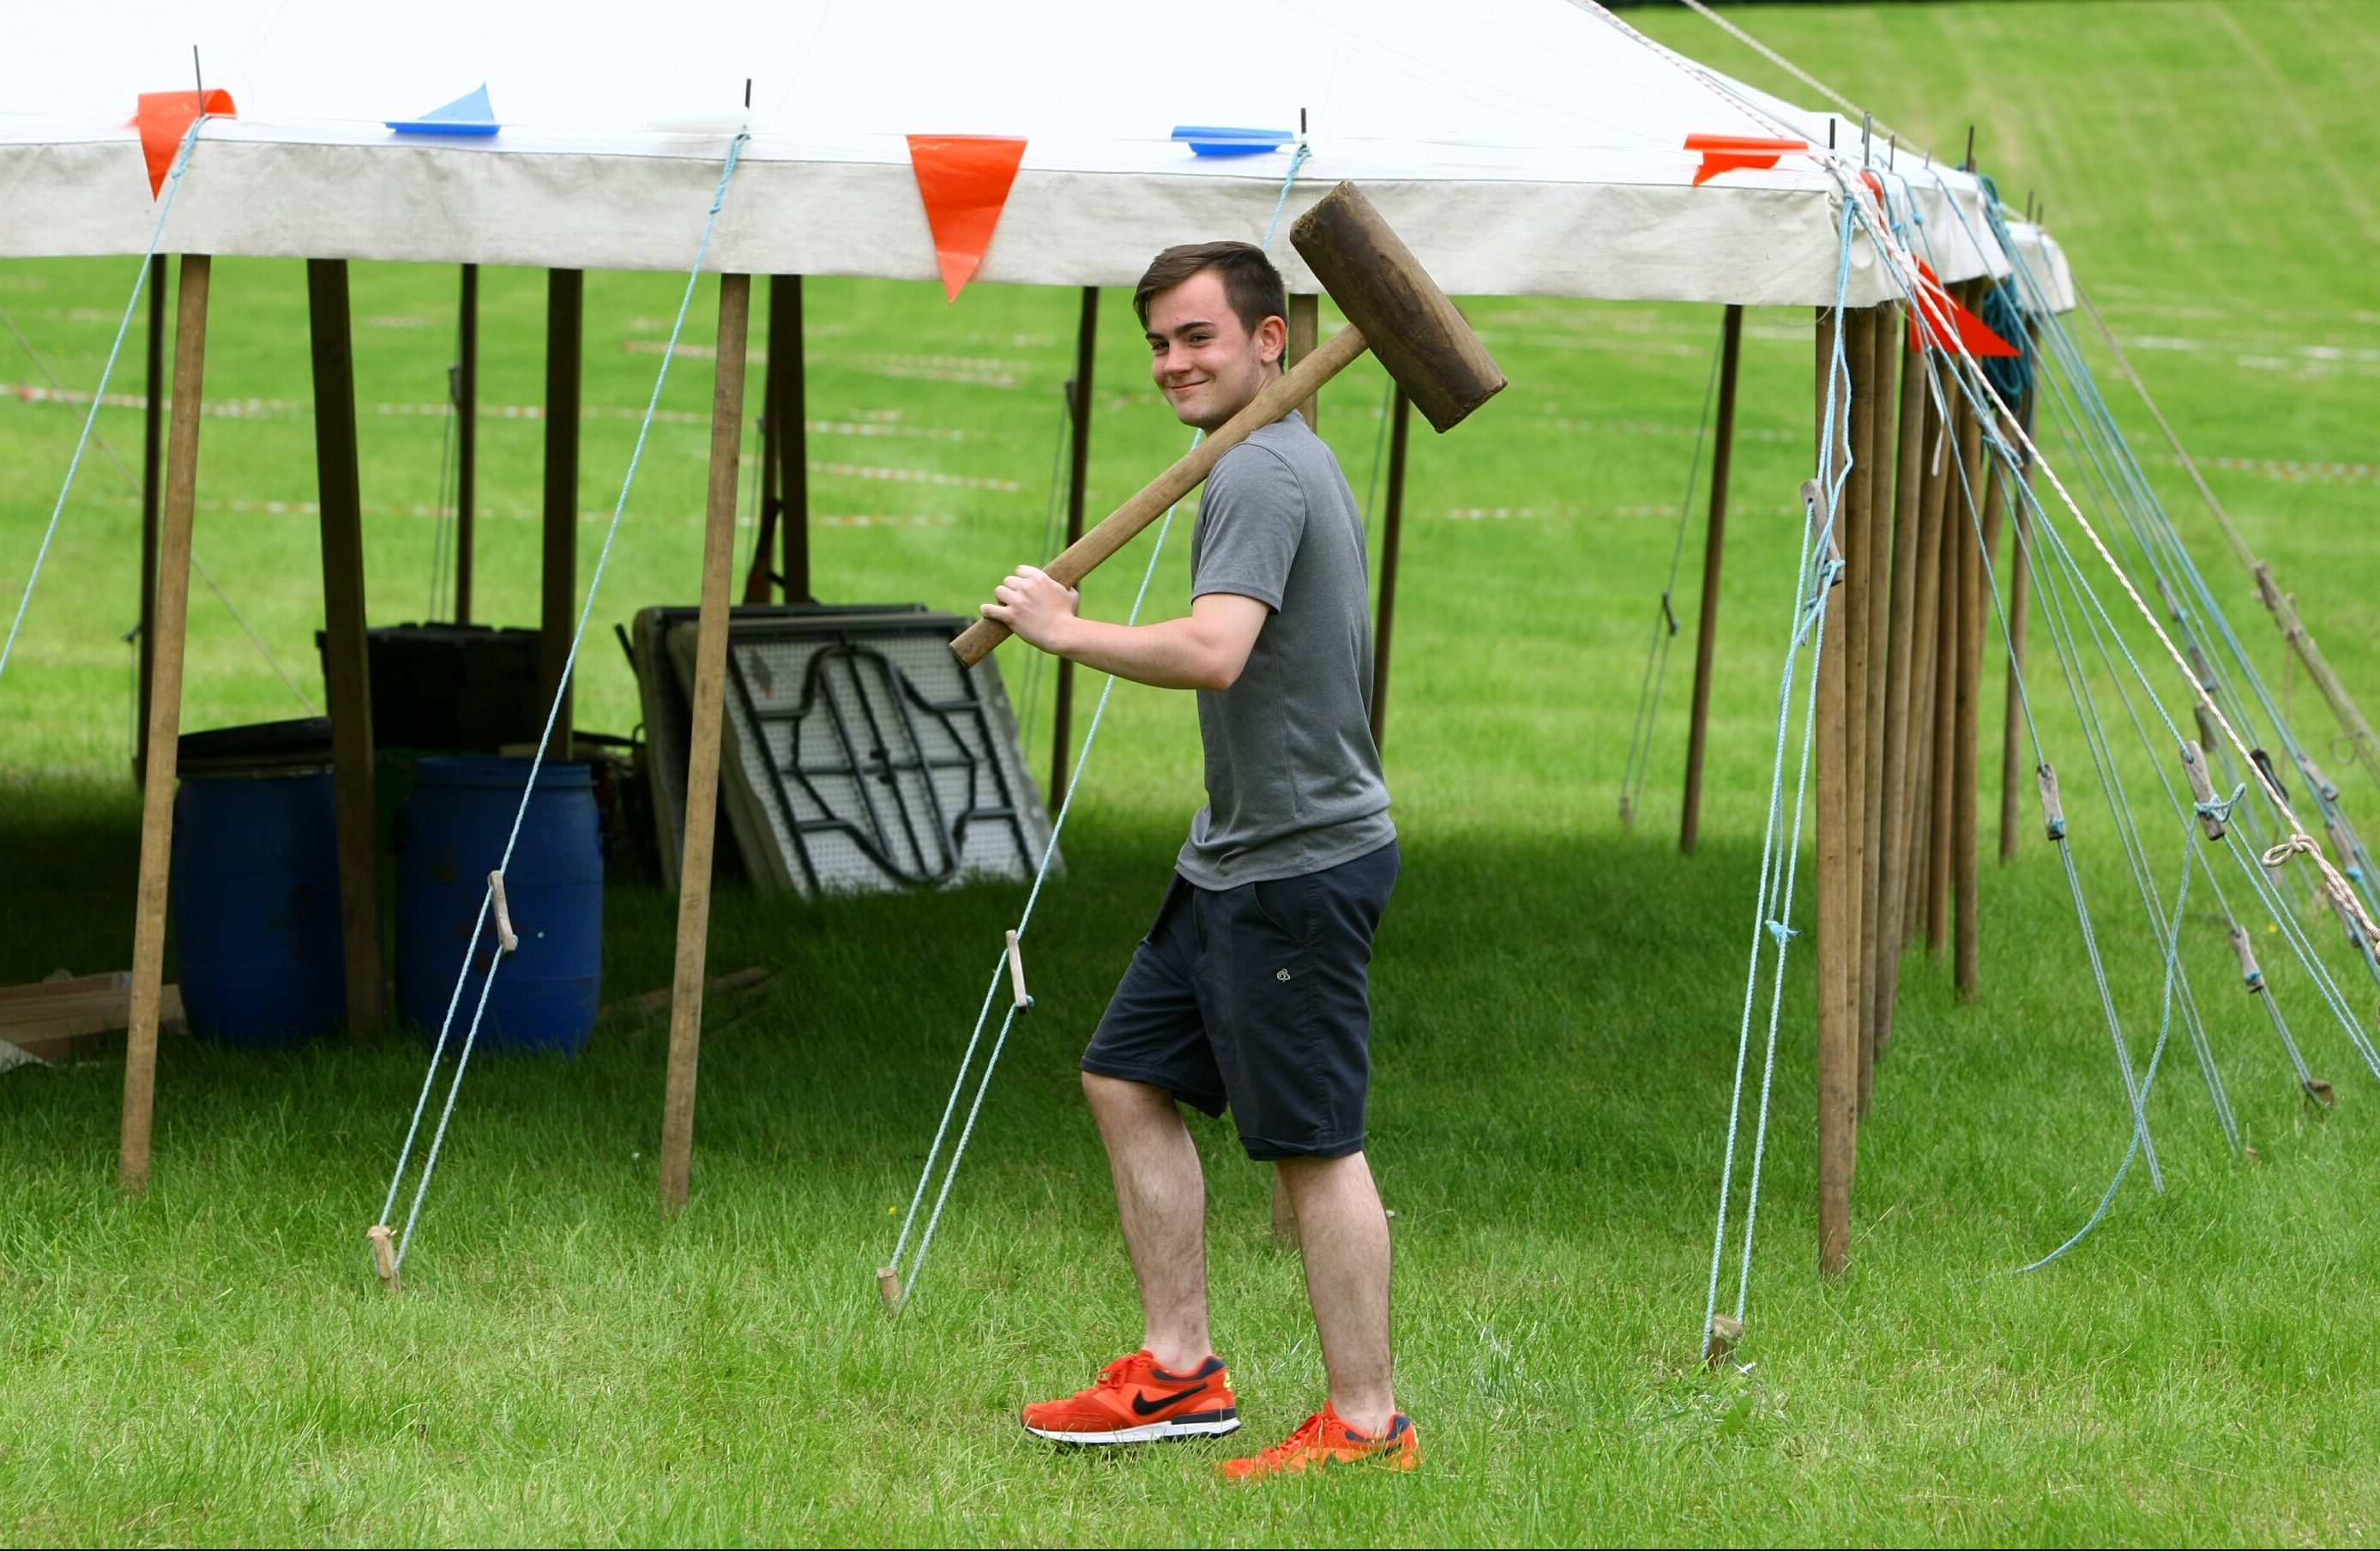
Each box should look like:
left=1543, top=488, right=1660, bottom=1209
left=0, top=0, right=2004, bottom=306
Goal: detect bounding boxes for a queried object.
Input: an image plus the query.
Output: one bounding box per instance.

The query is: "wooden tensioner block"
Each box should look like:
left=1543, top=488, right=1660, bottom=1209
left=876, top=1264, right=905, bottom=1315
left=367, top=1223, right=401, bottom=1293
left=1800, top=479, right=1842, bottom=580
left=2297, top=751, right=2340, bottom=803
left=2037, top=762, right=2067, bottom=842
left=2179, top=741, right=2225, bottom=841
left=487, top=871, right=520, bottom=954
left=1703, top=1313, right=1744, bottom=1368
left=1004, top=929, right=1030, bottom=1012
left=2228, top=924, right=2266, bottom=993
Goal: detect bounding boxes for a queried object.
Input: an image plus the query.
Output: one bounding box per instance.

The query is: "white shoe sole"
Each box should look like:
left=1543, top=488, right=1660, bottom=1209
left=1024, top=1411, right=1241, bottom=1445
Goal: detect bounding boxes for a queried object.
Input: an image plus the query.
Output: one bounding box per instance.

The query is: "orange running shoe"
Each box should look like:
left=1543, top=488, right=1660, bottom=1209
left=1217, top=1403, right=1419, bottom=1480
left=1021, top=1350, right=1241, bottom=1445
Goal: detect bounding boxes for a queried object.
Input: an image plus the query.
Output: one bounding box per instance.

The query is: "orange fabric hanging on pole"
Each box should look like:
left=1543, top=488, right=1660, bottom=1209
left=136, top=89, right=235, bottom=198
left=1907, top=258, right=2021, bottom=358
left=906, top=136, right=1028, bottom=302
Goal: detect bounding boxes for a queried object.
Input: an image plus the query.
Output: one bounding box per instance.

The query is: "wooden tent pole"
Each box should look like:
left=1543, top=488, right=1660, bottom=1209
left=1814, top=306, right=1854, bottom=1280
left=540, top=269, right=584, bottom=755
left=1860, top=306, right=1898, bottom=1078
left=1840, top=307, right=1877, bottom=1117
left=1049, top=287, right=1099, bottom=808
left=1287, top=293, right=1322, bottom=434
left=1999, top=469, right=2033, bottom=862
left=744, top=329, right=780, bottom=606
left=1903, top=359, right=1951, bottom=947
left=1925, top=383, right=1966, bottom=957
left=659, top=272, right=752, bottom=1217
left=120, top=253, right=211, bottom=1196
left=1679, top=304, right=1743, bottom=855
left=306, top=258, right=386, bottom=1039
left=136, top=253, right=166, bottom=785
left=1951, top=346, right=1992, bottom=1003
left=1874, top=319, right=1926, bottom=1053
left=1368, top=387, right=1413, bottom=751
left=455, top=263, right=479, bottom=626
left=774, top=273, right=811, bottom=604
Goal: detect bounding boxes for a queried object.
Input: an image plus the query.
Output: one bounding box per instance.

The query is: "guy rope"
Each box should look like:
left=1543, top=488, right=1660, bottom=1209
left=370, top=133, right=751, bottom=1289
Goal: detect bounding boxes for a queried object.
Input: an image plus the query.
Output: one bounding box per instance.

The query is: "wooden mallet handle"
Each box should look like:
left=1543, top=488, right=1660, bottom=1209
left=950, top=324, right=1368, bottom=668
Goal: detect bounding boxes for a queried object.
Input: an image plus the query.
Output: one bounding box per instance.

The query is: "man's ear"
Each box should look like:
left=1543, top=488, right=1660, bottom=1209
left=1256, top=313, right=1287, bottom=368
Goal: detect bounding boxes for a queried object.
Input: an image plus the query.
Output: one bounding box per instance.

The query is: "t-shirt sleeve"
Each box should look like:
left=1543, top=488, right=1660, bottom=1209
left=1190, top=443, right=1304, bottom=611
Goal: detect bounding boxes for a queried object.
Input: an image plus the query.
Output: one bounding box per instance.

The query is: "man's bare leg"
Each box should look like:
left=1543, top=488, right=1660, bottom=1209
left=1083, top=1072, right=1211, bottom=1370
left=1277, top=1152, right=1395, bottom=1433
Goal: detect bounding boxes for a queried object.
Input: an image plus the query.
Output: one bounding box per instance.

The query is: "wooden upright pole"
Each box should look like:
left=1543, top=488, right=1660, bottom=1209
left=1925, top=385, right=1965, bottom=957
left=120, top=253, right=210, bottom=1195
left=773, top=274, right=810, bottom=604
left=1814, top=307, right=1855, bottom=1280
left=1287, top=293, right=1322, bottom=434
left=744, top=333, right=780, bottom=606
left=455, top=263, right=479, bottom=626
left=1952, top=347, right=1991, bottom=1002
left=1049, top=287, right=1099, bottom=807
left=540, top=269, right=584, bottom=754
left=1680, top=304, right=1743, bottom=854
left=136, top=253, right=166, bottom=784
left=2000, top=468, right=2033, bottom=862
left=1369, top=388, right=1412, bottom=752
left=1904, top=359, right=1951, bottom=948
left=306, top=258, right=386, bottom=1038
left=659, top=273, right=752, bottom=1217
left=1840, top=307, right=1877, bottom=1116
left=1875, top=319, right=1926, bottom=1053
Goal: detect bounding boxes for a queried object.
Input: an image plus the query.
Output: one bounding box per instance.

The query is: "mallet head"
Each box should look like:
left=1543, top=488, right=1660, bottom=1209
left=1290, top=181, right=1506, bottom=432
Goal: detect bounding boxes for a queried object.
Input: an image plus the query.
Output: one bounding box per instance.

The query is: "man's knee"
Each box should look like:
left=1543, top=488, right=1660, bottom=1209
left=1084, top=1069, right=1173, bottom=1119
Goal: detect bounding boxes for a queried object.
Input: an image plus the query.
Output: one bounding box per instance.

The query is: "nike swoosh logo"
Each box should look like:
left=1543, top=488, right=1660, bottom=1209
left=1131, top=1383, right=1208, bottom=1416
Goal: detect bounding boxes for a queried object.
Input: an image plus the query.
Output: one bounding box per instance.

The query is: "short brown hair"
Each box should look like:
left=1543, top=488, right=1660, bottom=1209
left=1134, top=241, right=1287, bottom=337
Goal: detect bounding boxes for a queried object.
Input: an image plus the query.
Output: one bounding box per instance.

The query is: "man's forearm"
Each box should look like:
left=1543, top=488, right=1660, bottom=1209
left=1052, top=615, right=1239, bottom=691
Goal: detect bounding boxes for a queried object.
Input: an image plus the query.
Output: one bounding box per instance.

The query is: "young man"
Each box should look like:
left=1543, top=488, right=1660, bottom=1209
left=979, top=241, right=1412, bottom=1478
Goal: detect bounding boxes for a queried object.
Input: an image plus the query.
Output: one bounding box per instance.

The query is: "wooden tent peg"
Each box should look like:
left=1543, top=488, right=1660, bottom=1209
left=2180, top=742, right=2225, bottom=841
left=2297, top=751, right=2340, bottom=803
left=487, top=871, right=520, bottom=954
left=367, top=1223, right=400, bottom=1292
left=1004, top=929, right=1030, bottom=1011
left=2305, top=1077, right=2337, bottom=1110
left=2228, top=924, right=2266, bottom=993
left=876, top=1264, right=905, bottom=1314
left=1703, top=1313, right=1744, bottom=1367
left=2037, top=762, right=2067, bottom=842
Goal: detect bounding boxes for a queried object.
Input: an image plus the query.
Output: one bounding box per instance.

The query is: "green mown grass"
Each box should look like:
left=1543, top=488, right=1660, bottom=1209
left=4, top=2, right=2379, bottom=1542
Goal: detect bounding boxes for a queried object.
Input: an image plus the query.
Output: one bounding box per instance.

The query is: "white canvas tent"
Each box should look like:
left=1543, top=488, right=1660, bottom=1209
left=0, top=0, right=2001, bottom=304
left=3, top=0, right=2042, bottom=1267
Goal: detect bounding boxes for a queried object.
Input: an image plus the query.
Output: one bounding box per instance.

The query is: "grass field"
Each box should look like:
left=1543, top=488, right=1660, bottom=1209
left=6, top=1, right=2380, bottom=1542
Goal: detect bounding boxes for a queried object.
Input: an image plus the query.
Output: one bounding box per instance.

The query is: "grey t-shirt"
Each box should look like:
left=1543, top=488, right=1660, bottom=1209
left=1176, top=411, right=1394, bottom=888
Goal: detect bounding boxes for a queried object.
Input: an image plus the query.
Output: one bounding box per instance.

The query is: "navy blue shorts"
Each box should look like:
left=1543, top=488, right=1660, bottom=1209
left=1082, top=841, right=1399, bottom=1161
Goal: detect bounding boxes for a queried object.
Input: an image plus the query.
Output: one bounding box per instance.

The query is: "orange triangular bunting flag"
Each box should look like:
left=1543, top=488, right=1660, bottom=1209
left=1906, top=258, right=2020, bottom=358
left=906, top=136, right=1027, bottom=302
left=136, top=89, right=235, bottom=198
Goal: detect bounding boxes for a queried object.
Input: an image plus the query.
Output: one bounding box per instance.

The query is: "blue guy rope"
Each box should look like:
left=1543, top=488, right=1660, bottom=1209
left=0, top=114, right=207, bottom=690
left=885, top=142, right=1312, bottom=1308
left=378, top=135, right=752, bottom=1270
left=1700, top=196, right=1856, bottom=1357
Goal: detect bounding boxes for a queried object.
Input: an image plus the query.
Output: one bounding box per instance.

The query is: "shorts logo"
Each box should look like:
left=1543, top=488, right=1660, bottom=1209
left=1276, top=969, right=1292, bottom=981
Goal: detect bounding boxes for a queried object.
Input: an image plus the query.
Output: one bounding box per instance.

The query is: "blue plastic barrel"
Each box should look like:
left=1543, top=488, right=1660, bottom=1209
left=172, top=768, right=346, bottom=1047
left=395, top=757, right=603, bottom=1055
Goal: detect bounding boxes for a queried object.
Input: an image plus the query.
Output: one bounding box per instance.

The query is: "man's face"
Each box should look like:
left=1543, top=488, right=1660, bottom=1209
left=1144, top=270, right=1285, bottom=432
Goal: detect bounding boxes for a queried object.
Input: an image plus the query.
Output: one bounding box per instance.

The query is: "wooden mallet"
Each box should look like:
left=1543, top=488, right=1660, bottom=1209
left=950, top=180, right=1505, bottom=667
